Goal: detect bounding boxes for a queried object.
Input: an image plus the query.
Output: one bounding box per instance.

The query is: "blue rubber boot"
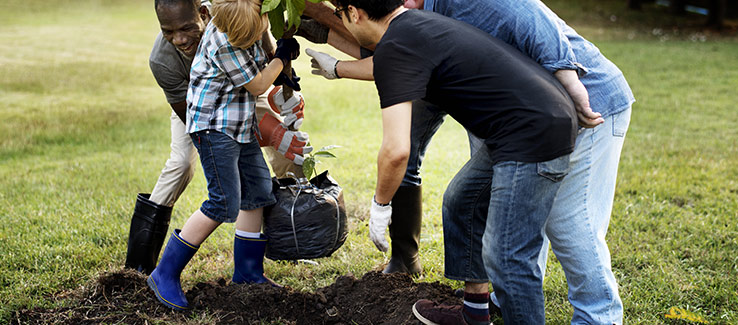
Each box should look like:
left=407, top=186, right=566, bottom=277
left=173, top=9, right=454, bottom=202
left=232, top=234, right=278, bottom=285
left=147, top=229, right=199, bottom=310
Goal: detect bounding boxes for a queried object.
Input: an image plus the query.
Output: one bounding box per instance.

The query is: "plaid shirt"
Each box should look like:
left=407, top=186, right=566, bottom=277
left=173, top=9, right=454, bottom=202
left=186, top=21, right=268, bottom=143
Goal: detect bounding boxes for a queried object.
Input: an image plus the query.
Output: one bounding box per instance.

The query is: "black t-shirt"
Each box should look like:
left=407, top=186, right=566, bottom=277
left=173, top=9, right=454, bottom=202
left=373, top=9, right=577, bottom=163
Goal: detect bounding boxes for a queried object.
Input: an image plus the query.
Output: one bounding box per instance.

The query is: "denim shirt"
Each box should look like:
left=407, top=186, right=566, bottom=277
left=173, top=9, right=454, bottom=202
left=424, top=0, right=635, bottom=118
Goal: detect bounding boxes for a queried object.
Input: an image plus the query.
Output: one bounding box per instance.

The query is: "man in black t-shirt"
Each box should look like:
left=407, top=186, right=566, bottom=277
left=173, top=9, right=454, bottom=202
left=334, top=1, right=577, bottom=324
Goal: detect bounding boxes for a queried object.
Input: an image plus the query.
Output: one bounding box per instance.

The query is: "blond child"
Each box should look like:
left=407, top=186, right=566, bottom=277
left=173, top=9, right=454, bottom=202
left=147, top=0, right=300, bottom=310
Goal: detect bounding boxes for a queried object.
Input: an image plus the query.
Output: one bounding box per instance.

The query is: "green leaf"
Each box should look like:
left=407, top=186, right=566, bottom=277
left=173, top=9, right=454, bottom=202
left=318, top=145, right=341, bottom=152
left=302, top=157, right=315, bottom=180
left=312, top=151, right=336, bottom=159
left=267, top=3, right=285, bottom=39
left=306, top=0, right=326, bottom=3
left=285, top=0, right=306, bottom=29
left=261, top=0, right=281, bottom=14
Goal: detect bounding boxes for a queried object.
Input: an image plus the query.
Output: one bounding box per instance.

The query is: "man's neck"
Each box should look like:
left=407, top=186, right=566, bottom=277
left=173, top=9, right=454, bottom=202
left=382, top=7, right=407, bottom=28
left=367, top=7, right=407, bottom=46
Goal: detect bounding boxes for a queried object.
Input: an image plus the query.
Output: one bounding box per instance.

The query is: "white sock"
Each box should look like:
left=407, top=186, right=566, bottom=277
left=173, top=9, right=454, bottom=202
left=235, top=230, right=261, bottom=238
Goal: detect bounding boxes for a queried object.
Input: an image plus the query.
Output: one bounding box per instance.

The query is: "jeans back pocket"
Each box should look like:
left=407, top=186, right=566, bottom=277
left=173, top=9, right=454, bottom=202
left=537, top=154, right=571, bottom=182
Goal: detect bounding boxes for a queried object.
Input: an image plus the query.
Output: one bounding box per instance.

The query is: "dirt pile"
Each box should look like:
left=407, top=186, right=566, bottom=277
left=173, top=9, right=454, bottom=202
left=12, top=269, right=461, bottom=324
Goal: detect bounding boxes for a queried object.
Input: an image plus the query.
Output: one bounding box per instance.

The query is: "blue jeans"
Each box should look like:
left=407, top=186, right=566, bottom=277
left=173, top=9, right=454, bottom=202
left=413, top=100, right=630, bottom=324
left=403, top=100, right=447, bottom=187
left=444, top=144, right=570, bottom=324
left=190, top=130, right=276, bottom=223
left=537, top=107, right=631, bottom=324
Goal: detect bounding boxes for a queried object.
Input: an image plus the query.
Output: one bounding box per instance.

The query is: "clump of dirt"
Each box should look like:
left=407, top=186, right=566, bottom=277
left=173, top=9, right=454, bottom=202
left=12, top=269, right=461, bottom=324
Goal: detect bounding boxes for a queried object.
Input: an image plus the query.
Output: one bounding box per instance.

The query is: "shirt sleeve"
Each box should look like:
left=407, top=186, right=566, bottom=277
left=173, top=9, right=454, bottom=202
left=498, top=1, right=587, bottom=76
left=149, top=60, right=189, bottom=104
left=373, top=40, right=433, bottom=109
left=211, top=43, right=260, bottom=88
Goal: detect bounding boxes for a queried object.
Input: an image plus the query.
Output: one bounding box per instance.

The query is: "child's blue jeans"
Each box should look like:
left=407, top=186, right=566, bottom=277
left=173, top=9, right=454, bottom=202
left=190, top=130, right=276, bottom=223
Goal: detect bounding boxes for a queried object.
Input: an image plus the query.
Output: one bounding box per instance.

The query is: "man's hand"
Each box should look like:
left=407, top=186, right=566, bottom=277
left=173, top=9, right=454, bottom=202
left=306, top=48, right=339, bottom=79
left=295, top=18, right=329, bottom=44
left=257, top=114, right=312, bottom=165
left=554, top=69, right=603, bottom=128
left=369, top=197, right=392, bottom=252
left=574, top=97, right=604, bottom=128
left=268, top=86, right=305, bottom=129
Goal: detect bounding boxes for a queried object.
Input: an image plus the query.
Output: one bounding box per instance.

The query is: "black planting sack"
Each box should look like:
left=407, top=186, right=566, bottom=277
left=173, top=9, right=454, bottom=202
left=264, top=171, right=348, bottom=260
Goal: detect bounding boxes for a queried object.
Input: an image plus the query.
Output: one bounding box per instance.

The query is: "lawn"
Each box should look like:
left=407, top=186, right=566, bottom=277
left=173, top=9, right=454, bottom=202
left=1, top=0, right=736, bottom=323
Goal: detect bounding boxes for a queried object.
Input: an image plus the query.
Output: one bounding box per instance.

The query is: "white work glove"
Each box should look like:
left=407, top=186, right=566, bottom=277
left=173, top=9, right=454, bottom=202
left=257, top=114, right=312, bottom=165
left=306, top=48, right=339, bottom=80
left=268, top=86, right=305, bottom=130
left=369, top=196, right=392, bottom=252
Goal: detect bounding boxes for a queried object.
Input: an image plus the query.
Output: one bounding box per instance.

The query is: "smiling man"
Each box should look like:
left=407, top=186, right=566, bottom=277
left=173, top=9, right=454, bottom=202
left=124, top=0, right=311, bottom=275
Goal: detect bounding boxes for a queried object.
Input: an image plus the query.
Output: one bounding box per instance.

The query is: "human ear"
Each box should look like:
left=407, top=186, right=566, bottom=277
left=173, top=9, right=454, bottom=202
left=199, top=5, right=210, bottom=21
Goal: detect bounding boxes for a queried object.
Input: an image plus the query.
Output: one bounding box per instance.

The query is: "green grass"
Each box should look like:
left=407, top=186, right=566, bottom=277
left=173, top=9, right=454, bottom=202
left=1, top=0, right=737, bottom=323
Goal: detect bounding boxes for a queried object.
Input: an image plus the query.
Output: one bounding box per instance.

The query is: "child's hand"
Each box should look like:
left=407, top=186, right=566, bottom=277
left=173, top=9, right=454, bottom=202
left=273, top=68, right=301, bottom=91
left=274, top=38, right=300, bottom=65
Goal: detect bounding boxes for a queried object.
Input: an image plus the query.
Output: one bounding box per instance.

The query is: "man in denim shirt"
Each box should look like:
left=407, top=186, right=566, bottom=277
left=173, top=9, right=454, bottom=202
left=404, top=1, right=634, bottom=324
left=308, top=0, right=634, bottom=323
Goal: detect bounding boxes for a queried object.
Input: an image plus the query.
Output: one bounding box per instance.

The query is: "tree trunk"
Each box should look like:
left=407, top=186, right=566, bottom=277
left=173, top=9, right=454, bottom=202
left=671, top=0, right=687, bottom=14
left=628, top=0, right=642, bottom=10
left=280, top=29, right=305, bottom=178
left=707, top=0, right=726, bottom=29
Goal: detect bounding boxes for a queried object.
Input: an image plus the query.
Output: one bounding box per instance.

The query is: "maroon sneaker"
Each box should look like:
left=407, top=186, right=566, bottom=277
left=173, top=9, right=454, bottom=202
left=412, top=299, right=491, bottom=325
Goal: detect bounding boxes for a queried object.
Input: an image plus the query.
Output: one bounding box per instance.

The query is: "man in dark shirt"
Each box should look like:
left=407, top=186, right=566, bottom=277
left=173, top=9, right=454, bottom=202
left=334, top=0, right=577, bottom=324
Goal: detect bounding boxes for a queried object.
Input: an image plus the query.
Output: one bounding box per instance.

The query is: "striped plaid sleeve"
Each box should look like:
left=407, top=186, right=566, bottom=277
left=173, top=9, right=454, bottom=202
left=212, top=43, right=260, bottom=88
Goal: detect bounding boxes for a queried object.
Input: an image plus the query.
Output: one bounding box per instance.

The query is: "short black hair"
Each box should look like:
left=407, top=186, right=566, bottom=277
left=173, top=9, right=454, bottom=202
left=154, top=0, right=199, bottom=11
left=334, top=0, right=404, bottom=21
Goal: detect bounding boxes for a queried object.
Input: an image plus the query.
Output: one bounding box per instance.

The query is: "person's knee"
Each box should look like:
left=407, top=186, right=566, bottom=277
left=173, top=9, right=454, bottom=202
left=165, top=152, right=196, bottom=178
left=224, top=202, right=241, bottom=222
left=442, top=187, right=460, bottom=212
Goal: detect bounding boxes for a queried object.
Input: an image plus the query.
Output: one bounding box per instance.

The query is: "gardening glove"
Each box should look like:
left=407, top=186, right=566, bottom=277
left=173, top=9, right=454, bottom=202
left=257, top=113, right=312, bottom=165
left=273, top=38, right=300, bottom=65
left=273, top=68, right=301, bottom=91
left=306, top=48, right=339, bottom=80
left=369, top=196, right=392, bottom=252
left=295, top=17, right=329, bottom=44
left=268, top=86, right=305, bottom=130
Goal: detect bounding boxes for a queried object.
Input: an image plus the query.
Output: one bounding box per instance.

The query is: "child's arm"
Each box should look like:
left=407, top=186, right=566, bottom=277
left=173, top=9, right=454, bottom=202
left=243, top=38, right=299, bottom=96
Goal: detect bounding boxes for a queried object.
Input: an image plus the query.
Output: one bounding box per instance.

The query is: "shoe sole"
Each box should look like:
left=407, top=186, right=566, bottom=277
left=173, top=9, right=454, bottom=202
left=147, top=276, right=190, bottom=311
left=412, top=303, right=440, bottom=325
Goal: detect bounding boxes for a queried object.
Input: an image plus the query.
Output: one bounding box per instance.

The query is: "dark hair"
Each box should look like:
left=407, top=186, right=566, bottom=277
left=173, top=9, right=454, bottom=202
left=334, top=0, right=404, bottom=21
left=155, top=0, right=199, bottom=11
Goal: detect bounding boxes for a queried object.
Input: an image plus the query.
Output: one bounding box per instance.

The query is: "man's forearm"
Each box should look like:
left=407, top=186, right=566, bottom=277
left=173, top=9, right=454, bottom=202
left=554, top=69, right=588, bottom=105
left=374, top=102, right=412, bottom=204
left=336, top=57, right=374, bottom=81
left=375, top=149, right=407, bottom=204
left=261, top=29, right=276, bottom=57
left=303, top=1, right=355, bottom=45
left=327, top=30, right=361, bottom=59
left=170, top=101, right=187, bottom=124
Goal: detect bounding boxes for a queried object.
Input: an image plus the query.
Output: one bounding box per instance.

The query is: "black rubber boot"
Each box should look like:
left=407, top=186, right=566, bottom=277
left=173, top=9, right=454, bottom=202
left=383, top=185, right=423, bottom=274
left=125, top=193, right=172, bottom=274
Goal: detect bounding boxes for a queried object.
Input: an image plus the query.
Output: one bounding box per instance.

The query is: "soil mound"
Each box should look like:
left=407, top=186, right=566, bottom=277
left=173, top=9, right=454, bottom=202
left=12, top=269, right=461, bottom=324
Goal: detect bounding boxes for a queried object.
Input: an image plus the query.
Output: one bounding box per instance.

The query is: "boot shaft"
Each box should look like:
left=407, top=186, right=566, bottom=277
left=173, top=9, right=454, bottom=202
left=156, top=229, right=199, bottom=277
left=388, top=185, right=423, bottom=249
left=385, top=185, right=423, bottom=274
left=125, top=193, right=173, bottom=274
left=232, top=234, right=268, bottom=284
left=147, top=229, right=199, bottom=311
